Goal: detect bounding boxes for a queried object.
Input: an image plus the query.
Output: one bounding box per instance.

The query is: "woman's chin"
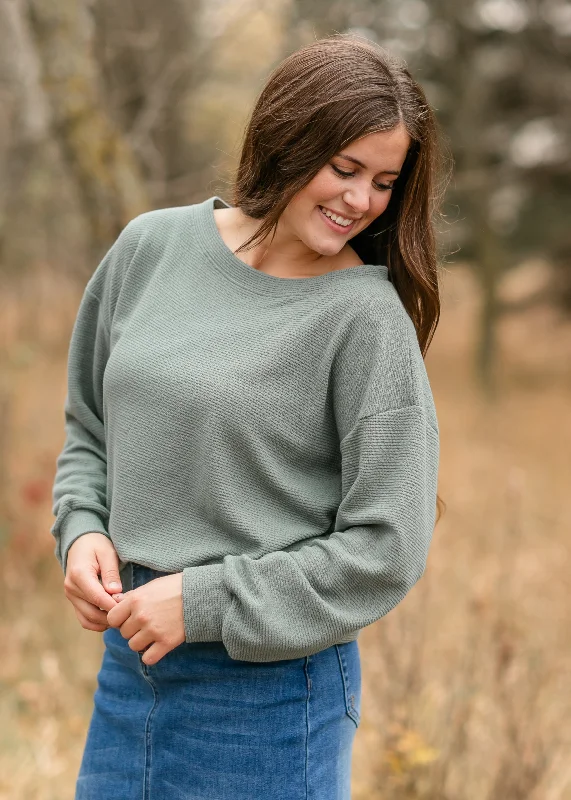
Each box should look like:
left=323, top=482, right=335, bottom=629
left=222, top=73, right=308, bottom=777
left=306, top=234, right=344, bottom=258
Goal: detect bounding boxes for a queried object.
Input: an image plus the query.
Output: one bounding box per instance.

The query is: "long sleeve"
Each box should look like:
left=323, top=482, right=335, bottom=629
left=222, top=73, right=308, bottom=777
left=51, top=217, right=144, bottom=574
left=181, top=294, right=440, bottom=662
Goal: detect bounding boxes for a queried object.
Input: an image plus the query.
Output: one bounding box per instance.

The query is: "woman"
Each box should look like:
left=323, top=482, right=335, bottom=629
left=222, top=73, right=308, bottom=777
left=51, top=33, right=449, bottom=800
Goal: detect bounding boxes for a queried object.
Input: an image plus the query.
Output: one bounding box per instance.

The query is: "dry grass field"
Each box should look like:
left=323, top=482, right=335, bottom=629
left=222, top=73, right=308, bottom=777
left=0, top=262, right=569, bottom=799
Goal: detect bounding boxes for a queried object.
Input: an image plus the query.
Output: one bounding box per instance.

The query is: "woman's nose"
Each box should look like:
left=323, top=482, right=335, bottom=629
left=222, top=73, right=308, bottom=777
left=343, top=187, right=371, bottom=215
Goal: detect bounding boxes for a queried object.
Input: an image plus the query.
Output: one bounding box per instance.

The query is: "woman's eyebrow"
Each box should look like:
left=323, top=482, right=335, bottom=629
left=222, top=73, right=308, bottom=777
left=337, top=153, right=401, bottom=176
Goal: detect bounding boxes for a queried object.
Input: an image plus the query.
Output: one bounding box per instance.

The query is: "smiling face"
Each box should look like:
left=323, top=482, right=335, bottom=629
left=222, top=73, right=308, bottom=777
left=281, top=124, right=412, bottom=258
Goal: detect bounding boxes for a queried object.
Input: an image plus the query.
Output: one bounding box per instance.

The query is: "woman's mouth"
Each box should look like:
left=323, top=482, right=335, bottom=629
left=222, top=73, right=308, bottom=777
left=317, top=205, right=358, bottom=234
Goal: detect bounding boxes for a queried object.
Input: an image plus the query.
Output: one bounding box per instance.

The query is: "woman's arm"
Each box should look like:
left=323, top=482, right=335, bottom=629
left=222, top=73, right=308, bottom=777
left=51, top=217, right=143, bottom=575
left=182, top=407, right=437, bottom=662
left=107, top=402, right=437, bottom=665
left=51, top=284, right=111, bottom=573
left=180, top=294, right=440, bottom=662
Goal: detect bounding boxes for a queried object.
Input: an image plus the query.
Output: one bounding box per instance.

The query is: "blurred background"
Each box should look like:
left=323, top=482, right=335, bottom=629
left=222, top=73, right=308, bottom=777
left=0, top=0, right=570, bottom=797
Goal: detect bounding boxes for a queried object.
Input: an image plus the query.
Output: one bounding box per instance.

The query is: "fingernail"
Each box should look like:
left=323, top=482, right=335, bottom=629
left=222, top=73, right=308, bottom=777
left=108, top=582, right=121, bottom=590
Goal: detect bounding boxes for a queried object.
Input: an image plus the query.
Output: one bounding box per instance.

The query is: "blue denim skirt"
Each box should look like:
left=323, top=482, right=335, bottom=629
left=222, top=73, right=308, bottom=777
left=75, top=563, right=362, bottom=799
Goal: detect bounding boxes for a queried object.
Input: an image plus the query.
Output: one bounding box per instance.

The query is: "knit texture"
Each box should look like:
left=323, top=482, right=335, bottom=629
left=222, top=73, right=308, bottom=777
left=51, top=195, right=440, bottom=662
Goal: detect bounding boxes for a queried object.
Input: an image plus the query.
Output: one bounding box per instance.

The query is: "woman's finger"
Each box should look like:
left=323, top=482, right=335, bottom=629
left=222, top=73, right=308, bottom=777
left=95, top=544, right=123, bottom=596
left=141, top=641, right=170, bottom=666
left=117, top=614, right=143, bottom=641
left=65, top=563, right=116, bottom=612
left=107, top=595, right=133, bottom=629
left=127, top=629, right=154, bottom=653
left=73, top=595, right=110, bottom=627
left=74, top=606, right=108, bottom=632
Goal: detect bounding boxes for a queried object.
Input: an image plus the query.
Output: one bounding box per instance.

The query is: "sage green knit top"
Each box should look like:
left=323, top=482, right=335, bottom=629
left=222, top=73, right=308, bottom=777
left=51, top=195, right=440, bottom=662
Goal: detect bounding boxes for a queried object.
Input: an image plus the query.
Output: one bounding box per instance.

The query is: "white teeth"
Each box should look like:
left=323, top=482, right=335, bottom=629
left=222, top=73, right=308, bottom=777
left=320, top=206, right=353, bottom=227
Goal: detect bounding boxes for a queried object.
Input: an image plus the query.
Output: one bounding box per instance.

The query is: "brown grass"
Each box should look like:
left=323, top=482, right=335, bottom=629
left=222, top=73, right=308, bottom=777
left=0, top=263, right=569, bottom=799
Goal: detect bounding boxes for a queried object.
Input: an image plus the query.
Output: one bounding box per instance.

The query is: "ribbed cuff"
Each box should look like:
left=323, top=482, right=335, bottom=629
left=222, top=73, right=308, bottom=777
left=182, top=563, right=231, bottom=642
left=56, top=510, right=110, bottom=574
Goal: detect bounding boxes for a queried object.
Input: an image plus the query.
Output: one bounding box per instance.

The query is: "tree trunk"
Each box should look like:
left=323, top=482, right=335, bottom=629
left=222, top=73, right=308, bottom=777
left=25, top=0, right=149, bottom=257
left=92, top=0, right=202, bottom=207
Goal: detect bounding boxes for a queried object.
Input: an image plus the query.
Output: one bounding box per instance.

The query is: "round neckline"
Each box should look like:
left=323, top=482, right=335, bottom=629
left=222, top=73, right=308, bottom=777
left=193, top=195, right=389, bottom=297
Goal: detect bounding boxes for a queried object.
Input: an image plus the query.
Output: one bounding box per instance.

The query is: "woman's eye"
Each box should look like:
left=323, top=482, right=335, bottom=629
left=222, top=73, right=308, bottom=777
left=331, top=165, right=353, bottom=178
left=331, top=164, right=394, bottom=192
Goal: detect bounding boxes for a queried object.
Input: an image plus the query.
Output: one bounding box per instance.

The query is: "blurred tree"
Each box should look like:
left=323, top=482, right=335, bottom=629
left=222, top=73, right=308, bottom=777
left=0, top=0, right=56, bottom=273
left=288, top=0, right=350, bottom=42
left=91, top=0, right=207, bottom=207
left=416, top=0, right=571, bottom=392
left=26, top=0, right=149, bottom=259
left=1, top=0, right=570, bottom=366
left=288, top=0, right=571, bottom=393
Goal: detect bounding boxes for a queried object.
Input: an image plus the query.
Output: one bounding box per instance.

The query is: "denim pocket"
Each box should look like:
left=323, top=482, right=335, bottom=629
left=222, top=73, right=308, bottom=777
left=334, top=641, right=361, bottom=728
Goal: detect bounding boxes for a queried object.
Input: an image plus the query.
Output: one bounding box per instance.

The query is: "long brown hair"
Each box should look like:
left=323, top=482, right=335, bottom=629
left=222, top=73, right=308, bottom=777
left=230, top=33, right=451, bottom=521
left=231, top=33, right=452, bottom=354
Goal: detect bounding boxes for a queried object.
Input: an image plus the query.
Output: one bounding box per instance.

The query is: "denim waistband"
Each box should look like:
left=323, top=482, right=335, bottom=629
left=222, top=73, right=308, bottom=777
left=118, top=561, right=175, bottom=592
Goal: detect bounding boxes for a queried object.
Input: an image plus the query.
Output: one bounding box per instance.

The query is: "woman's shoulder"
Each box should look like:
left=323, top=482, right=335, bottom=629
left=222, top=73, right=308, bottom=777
left=332, top=274, right=415, bottom=340
left=113, top=203, right=200, bottom=270
left=88, top=205, right=197, bottom=303
left=126, top=203, right=196, bottom=239
left=331, top=287, right=438, bottom=433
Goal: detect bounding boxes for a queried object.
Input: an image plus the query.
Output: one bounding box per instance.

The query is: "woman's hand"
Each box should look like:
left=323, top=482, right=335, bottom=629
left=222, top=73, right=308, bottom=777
left=64, top=532, right=123, bottom=631
left=106, top=573, right=185, bottom=666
